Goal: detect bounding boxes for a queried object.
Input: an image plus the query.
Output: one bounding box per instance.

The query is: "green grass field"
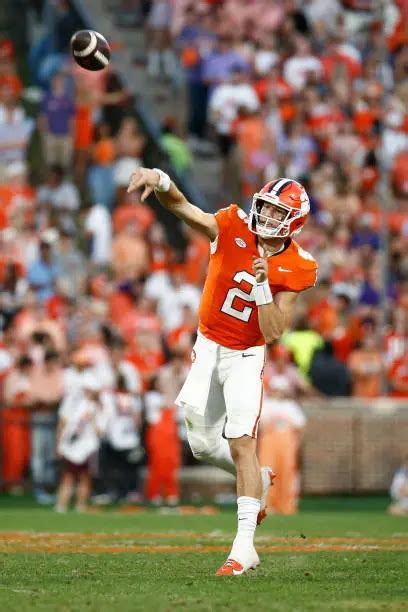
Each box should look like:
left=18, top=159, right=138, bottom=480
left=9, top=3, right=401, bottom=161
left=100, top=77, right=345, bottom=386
left=0, top=496, right=407, bottom=611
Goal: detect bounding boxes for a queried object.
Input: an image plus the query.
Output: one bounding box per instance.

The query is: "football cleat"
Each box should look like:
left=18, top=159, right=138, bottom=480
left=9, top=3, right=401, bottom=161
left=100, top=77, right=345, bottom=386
left=216, top=559, right=246, bottom=576
left=257, top=466, right=276, bottom=525
left=216, top=549, right=260, bottom=576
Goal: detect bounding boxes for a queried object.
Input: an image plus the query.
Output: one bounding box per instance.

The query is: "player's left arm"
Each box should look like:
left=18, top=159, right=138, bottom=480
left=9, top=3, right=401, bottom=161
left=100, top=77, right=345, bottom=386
left=258, top=290, right=298, bottom=344
left=252, top=257, right=298, bottom=344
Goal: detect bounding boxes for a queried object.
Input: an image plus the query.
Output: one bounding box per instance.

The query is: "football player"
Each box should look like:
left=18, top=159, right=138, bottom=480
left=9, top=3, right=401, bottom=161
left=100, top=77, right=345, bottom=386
left=127, top=168, right=318, bottom=575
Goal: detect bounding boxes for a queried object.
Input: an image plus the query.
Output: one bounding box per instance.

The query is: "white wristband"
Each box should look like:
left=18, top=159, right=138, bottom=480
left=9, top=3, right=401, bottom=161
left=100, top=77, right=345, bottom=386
left=254, top=280, right=273, bottom=306
left=153, top=168, right=171, bottom=192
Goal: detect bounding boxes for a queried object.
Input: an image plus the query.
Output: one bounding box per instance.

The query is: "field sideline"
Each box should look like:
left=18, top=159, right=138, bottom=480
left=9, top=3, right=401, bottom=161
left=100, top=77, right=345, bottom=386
left=0, top=496, right=407, bottom=611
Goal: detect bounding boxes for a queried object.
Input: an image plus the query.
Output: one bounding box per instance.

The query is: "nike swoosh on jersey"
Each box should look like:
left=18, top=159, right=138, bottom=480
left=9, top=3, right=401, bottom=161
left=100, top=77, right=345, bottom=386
left=242, top=353, right=255, bottom=358
left=278, top=266, right=292, bottom=272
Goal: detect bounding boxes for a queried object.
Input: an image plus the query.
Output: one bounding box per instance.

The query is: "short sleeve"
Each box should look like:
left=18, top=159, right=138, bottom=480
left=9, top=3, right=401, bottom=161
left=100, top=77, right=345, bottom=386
left=211, top=204, right=246, bottom=255
left=211, top=206, right=232, bottom=254
left=285, top=245, right=318, bottom=292
left=214, top=205, right=233, bottom=231
left=286, top=264, right=318, bottom=292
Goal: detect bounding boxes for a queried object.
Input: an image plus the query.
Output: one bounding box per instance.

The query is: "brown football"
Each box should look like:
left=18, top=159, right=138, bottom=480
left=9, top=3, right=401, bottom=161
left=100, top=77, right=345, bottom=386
left=70, top=30, right=111, bottom=71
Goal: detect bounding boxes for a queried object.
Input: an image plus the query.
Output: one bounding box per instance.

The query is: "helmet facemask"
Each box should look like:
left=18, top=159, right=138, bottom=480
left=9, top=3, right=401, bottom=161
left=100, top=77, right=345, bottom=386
left=249, top=193, right=302, bottom=239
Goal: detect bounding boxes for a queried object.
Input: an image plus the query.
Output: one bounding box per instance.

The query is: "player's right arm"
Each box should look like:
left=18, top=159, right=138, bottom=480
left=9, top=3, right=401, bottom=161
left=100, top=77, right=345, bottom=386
left=127, top=167, right=218, bottom=241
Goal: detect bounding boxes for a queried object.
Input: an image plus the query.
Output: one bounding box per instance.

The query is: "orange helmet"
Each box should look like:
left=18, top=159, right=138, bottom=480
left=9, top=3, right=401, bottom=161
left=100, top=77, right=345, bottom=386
left=249, top=178, right=310, bottom=239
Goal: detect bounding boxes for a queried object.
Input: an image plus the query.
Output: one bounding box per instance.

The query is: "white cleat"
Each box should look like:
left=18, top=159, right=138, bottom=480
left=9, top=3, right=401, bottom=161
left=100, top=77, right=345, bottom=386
left=257, top=466, right=276, bottom=525
left=216, top=547, right=260, bottom=576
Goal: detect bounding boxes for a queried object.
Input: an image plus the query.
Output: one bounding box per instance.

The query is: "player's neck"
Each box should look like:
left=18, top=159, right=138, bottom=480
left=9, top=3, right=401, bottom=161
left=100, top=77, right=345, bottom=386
left=257, top=236, right=287, bottom=257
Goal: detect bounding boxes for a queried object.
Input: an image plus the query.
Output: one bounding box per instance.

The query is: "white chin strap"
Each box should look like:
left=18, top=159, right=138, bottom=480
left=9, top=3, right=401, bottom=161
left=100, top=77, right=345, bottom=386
left=254, top=220, right=289, bottom=238
left=256, top=225, right=280, bottom=238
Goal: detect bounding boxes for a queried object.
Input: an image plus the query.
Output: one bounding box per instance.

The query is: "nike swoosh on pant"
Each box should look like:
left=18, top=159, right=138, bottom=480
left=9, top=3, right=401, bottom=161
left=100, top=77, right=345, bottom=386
left=242, top=354, right=255, bottom=358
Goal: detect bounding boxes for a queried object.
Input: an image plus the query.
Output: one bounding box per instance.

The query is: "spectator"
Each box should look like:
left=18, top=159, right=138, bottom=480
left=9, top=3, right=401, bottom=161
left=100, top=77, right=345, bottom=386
left=283, top=35, right=323, bottom=91
left=282, top=313, right=324, bottom=377
left=351, top=215, right=380, bottom=251
left=146, top=222, right=175, bottom=276
left=146, top=0, right=176, bottom=78
left=15, top=294, right=66, bottom=353
left=166, top=304, right=197, bottom=358
left=388, top=456, right=408, bottom=516
left=309, top=340, right=352, bottom=396
left=208, top=65, right=259, bottom=185
left=36, top=165, right=80, bottom=232
left=113, top=190, right=156, bottom=235
left=144, top=352, right=188, bottom=505
left=111, top=220, right=149, bottom=283
left=0, top=160, right=35, bottom=231
left=30, top=349, right=64, bottom=504
left=87, top=122, right=116, bottom=210
left=83, top=201, right=112, bottom=267
left=348, top=334, right=383, bottom=398
left=181, top=224, right=209, bottom=287
left=388, top=350, right=408, bottom=398
left=278, top=120, right=316, bottom=180
left=96, top=335, right=142, bottom=394
left=115, top=294, right=161, bottom=345
left=38, top=72, right=75, bottom=169
left=152, top=266, right=201, bottom=332
left=258, top=345, right=314, bottom=514
left=0, top=261, right=27, bottom=329
left=51, top=0, right=83, bottom=54
left=102, top=69, right=130, bottom=135
left=160, top=118, right=193, bottom=176
left=55, top=370, right=103, bottom=512
left=177, top=8, right=216, bottom=139
left=127, top=327, right=165, bottom=391
left=115, top=116, right=146, bottom=166
left=99, top=373, right=143, bottom=503
left=0, top=84, right=34, bottom=179
left=202, top=35, right=249, bottom=91
left=54, top=230, right=86, bottom=299
left=27, top=239, right=60, bottom=303
left=1, top=355, right=33, bottom=493
left=305, top=0, right=341, bottom=32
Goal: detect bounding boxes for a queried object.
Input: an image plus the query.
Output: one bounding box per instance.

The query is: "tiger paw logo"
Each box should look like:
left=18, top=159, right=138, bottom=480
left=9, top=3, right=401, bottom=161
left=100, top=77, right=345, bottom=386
left=235, top=237, right=246, bottom=248
left=191, top=349, right=196, bottom=363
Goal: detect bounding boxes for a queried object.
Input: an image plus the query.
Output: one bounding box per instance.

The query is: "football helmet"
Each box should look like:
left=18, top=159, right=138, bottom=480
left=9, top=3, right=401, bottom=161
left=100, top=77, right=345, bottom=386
left=248, top=178, right=310, bottom=239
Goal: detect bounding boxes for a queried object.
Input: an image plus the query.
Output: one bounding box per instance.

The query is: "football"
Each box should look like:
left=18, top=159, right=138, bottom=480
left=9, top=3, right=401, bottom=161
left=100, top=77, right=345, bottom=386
left=70, top=30, right=111, bottom=71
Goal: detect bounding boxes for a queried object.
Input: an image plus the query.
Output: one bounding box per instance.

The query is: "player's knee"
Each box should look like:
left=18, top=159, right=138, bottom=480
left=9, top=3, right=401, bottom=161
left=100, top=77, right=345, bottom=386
left=229, top=435, right=256, bottom=464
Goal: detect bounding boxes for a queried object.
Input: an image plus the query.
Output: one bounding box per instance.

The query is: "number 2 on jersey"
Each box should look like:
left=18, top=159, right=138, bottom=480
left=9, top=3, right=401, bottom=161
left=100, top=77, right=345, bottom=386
left=220, top=271, right=256, bottom=322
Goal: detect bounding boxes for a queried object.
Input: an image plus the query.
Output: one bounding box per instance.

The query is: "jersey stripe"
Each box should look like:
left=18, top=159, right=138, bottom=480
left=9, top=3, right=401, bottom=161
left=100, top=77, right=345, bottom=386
left=251, top=348, right=266, bottom=438
left=275, top=179, right=293, bottom=195
left=269, top=178, right=289, bottom=194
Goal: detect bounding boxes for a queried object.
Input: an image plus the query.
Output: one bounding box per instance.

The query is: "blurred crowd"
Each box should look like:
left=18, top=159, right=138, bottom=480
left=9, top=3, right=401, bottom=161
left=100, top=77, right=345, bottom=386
left=0, top=0, right=407, bottom=509
left=145, top=0, right=408, bottom=396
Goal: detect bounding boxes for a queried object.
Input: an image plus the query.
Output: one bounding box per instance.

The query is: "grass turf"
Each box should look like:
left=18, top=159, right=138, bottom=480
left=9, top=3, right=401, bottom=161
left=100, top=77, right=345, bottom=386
left=0, top=496, right=407, bottom=611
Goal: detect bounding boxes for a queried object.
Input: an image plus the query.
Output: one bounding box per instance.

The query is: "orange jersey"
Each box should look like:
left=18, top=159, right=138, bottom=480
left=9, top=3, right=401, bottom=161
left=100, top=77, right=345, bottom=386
left=199, top=205, right=318, bottom=350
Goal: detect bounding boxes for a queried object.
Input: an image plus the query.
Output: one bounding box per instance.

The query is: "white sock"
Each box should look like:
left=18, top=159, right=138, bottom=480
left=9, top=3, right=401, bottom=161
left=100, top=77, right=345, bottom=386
left=229, top=496, right=260, bottom=560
